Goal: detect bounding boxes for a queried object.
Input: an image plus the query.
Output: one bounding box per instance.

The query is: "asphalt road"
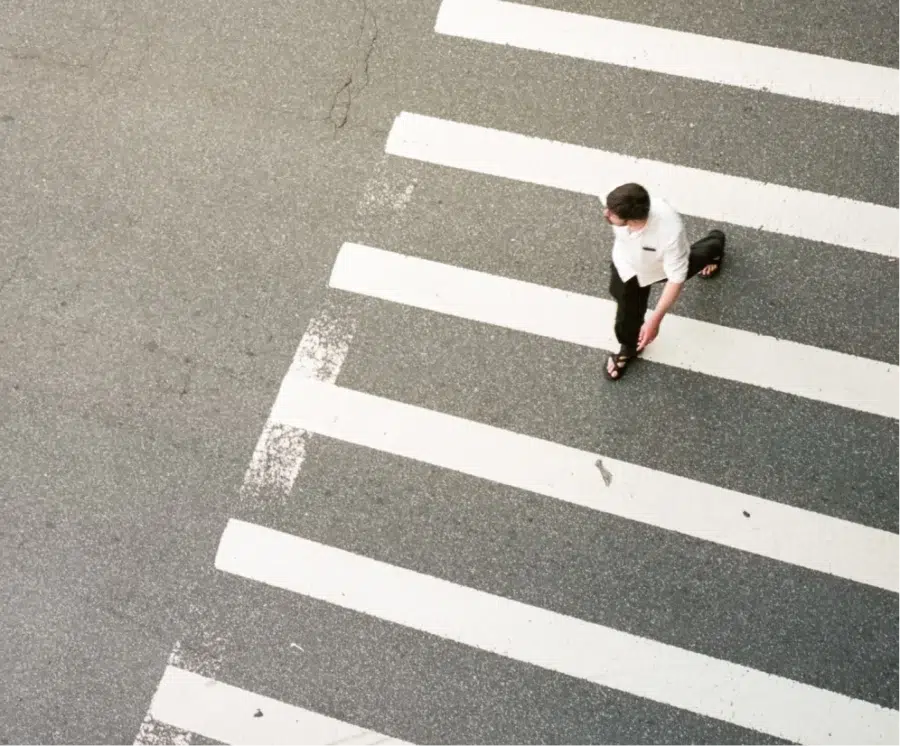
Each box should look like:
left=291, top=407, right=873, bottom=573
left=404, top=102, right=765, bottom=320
left=1, top=0, right=897, bottom=743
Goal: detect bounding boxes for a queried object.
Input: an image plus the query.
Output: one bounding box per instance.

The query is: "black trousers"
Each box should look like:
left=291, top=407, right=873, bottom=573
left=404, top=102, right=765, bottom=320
left=608, top=230, right=725, bottom=354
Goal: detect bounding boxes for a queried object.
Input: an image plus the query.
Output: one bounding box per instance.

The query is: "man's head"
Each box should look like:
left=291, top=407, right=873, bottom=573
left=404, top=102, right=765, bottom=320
left=603, top=183, right=650, bottom=227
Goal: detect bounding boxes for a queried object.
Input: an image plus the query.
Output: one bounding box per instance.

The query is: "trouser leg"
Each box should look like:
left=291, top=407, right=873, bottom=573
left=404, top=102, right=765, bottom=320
left=686, top=229, right=726, bottom=279
left=609, top=263, right=651, bottom=355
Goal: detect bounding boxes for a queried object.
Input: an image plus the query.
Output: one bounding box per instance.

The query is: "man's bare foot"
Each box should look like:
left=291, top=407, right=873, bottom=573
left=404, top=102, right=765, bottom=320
left=699, top=262, right=720, bottom=278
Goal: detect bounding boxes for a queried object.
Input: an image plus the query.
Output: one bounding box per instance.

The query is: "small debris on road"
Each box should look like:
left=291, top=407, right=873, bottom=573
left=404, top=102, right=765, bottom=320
left=595, top=459, right=613, bottom=487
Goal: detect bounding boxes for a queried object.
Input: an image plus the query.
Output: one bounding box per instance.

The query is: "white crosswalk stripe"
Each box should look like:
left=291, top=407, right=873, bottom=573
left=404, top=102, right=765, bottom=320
left=267, top=375, right=897, bottom=593
left=384, top=112, right=899, bottom=258
left=147, top=667, right=409, bottom=745
left=329, top=242, right=899, bottom=418
left=434, top=0, right=900, bottom=114
left=137, top=1, right=898, bottom=743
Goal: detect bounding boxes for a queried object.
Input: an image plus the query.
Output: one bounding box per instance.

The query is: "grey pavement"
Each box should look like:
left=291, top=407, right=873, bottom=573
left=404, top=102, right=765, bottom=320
left=0, top=0, right=897, bottom=743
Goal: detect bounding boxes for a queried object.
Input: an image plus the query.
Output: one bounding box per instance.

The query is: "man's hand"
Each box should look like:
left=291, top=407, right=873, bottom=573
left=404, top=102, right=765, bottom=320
left=637, top=317, right=660, bottom=351
left=639, top=280, right=683, bottom=351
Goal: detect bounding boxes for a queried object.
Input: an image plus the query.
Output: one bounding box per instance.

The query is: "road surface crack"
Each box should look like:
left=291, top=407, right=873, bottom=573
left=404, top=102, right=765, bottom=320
left=0, top=45, right=90, bottom=70
left=326, top=0, right=378, bottom=134
left=0, top=254, right=27, bottom=296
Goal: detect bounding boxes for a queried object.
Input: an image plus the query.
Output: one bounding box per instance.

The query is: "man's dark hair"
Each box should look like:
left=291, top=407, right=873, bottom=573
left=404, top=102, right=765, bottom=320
left=606, top=183, right=650, bottom=221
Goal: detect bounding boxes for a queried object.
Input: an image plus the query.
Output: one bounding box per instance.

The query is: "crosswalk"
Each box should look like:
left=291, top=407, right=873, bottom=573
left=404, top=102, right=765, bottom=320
left=136, top=1, right=898, bottom=743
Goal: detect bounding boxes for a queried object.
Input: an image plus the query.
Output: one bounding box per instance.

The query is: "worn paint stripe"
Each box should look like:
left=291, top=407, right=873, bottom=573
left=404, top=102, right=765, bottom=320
left=149, top=666, right=410, bottom=745
left=135, top=302, right=357, bottom=744
left=240, top=301, right=356, bottom=504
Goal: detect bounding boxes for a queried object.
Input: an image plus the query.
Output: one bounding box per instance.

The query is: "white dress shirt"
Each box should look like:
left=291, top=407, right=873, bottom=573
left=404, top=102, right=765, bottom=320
left=608, top=194, right=690, bottom=287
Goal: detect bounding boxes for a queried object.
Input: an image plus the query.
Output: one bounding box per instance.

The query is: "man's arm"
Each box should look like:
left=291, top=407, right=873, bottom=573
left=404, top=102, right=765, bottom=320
left=655, top=222, right=690, bottom=318
left=637, top=226, right=689, bottom=349
left=650, top=279, right=683, bottom=321
left=637, top=281, right=682, bottom=350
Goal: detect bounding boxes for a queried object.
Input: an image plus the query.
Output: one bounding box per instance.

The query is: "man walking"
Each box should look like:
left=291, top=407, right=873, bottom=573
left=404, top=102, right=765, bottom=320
left=602, top=182, right=726, bottom=380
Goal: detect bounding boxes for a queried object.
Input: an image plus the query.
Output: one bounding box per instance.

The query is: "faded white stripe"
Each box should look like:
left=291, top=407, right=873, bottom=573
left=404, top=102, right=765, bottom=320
left=240, top=301, right=356, bottom=504
left=149, top=666, right=410, bottom=745
left=216, top=519, right=900, bottom=745
left=136, top=302, right=357, bottom=744
left=134, top=639, right=225, bottom=746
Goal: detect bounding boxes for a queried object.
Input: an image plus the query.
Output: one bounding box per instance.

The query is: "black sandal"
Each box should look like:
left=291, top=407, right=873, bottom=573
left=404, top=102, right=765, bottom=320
left=699, top=254, right=724, bottom=278
left=605, top=348, right=637, bottom=381
left=699, top=230, right=726, bottom=278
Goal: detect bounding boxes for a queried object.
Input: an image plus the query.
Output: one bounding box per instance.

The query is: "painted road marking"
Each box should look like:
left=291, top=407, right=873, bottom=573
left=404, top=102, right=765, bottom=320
left=267, top=375, right=899, bottom=593
left=134, top=636, right=227, bottom=745
left=385, top=112, right=899, bottom=258
left=434, top=0, right=899, bottom=115
left=135, top=302, right=357, bottom=745
left=330, top=242, right=898, bottom=419
left=241, top=299, right=357, bottom=504
left=216, top=519, right=900, bottom=745
left=148, top=666, right=409, bottom=745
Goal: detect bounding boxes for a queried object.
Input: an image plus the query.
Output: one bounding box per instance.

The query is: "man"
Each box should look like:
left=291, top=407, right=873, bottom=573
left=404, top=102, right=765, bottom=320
left=601, top=182, right=725, bottom=380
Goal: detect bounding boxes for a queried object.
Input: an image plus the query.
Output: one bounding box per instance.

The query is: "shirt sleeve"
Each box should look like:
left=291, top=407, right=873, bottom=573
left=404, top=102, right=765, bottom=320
left=661, top=217, right=690, bottom=283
